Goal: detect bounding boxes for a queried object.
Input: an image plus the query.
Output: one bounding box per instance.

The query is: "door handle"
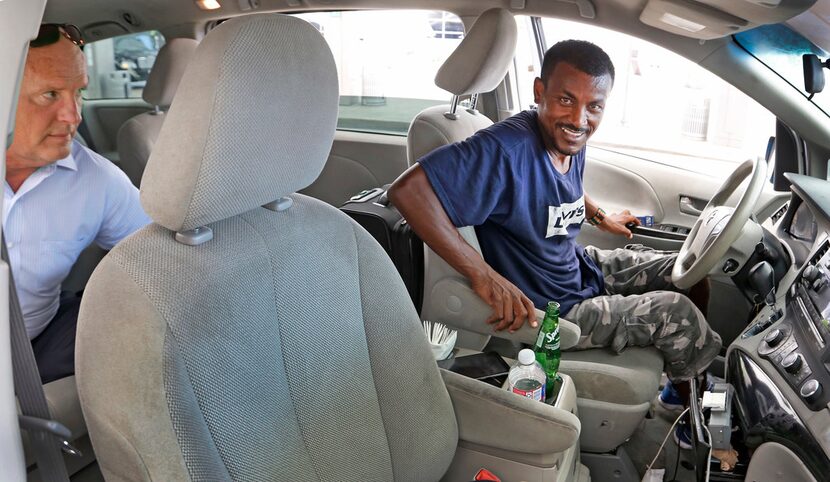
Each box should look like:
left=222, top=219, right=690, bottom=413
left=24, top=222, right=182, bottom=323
left=679, top=195, right=704, bottom=216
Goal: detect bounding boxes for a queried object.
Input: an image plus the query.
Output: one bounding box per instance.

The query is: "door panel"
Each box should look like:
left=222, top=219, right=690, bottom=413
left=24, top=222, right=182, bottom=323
left=81, top=98, right=153, bottom=163
left=577, top=146, right=788, bottom=348
left=578, top=146, right=789, bottom=250
left=301, top=130, right=409, bottom=206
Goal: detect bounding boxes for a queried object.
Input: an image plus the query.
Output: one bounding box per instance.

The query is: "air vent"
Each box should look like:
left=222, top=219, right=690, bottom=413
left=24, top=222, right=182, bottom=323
left=815, top=242, right=829, bottom=264
left=771, top=202, right=789, bottom=225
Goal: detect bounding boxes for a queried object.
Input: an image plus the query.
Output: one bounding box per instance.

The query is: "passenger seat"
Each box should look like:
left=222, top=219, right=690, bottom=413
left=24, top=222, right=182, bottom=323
left=116, top=38, right=198, bottom=187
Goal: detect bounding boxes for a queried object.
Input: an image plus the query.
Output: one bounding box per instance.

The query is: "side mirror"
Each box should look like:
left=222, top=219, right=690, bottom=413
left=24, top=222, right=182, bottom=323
left=803, top=54, right=828, bottom=97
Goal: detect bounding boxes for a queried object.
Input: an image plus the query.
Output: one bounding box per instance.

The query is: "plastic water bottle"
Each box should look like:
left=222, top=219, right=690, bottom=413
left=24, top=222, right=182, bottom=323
left=508, top=349, right=546, bottom=401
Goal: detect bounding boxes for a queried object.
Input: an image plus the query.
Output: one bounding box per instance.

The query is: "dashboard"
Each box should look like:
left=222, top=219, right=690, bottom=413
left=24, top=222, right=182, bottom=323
left=727, top=173, right=830, bottom=478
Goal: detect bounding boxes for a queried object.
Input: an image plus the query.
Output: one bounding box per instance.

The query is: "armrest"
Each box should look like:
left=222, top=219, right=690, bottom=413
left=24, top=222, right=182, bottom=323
left=440, top=369, right=580, bottom=455
left=421, top=277, right=581, bottom=350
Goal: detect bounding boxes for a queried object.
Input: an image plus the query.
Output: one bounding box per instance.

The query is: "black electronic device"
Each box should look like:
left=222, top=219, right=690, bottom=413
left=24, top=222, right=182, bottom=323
left=437, top=352, right=511, bottom=388
left=341, top=185, right=424, bottom=312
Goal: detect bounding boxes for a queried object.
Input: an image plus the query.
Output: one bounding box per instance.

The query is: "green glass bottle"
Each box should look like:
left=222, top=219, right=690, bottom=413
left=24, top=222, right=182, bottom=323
left=533, top=301, right=561, bottom=396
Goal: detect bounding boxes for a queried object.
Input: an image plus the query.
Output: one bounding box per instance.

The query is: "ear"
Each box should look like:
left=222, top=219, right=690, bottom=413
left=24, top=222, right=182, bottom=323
left=533, top=77, right=544, bottom=104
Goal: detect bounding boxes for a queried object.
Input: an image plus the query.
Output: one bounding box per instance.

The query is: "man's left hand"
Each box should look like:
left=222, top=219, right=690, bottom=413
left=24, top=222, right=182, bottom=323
left=600, top=209, right=639, bottom=239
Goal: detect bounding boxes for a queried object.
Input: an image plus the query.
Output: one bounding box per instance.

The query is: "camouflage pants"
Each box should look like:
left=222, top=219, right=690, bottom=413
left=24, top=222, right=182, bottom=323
left=565, top=245, right=722, bottom=381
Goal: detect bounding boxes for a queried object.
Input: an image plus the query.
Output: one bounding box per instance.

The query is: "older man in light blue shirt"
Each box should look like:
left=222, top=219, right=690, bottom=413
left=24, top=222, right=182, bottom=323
left=6, top=25, right=150, bottom=383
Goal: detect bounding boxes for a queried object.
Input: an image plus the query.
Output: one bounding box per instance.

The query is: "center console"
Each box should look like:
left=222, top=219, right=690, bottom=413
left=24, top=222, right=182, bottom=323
left=757, top=239, right=830, bottom=410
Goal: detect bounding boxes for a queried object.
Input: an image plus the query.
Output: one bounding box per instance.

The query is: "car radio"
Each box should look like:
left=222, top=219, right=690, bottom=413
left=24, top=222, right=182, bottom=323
left=758, top=239, right=830, bottom=411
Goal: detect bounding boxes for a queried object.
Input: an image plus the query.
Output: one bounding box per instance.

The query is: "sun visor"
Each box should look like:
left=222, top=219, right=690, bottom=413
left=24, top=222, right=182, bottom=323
left=640, top=0, right=817, bottom=40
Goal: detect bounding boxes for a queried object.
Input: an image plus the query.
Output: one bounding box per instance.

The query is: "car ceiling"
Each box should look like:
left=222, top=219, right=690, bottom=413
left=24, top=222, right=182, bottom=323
left=42, top=0, right=830, bottom=152
left=44, top=0, right=820, bottom=44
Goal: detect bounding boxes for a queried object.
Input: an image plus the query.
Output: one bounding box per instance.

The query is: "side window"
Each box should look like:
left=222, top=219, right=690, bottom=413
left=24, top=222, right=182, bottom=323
left=514, top=17, right=775, bottom=177
left=293, top=11, right=464, bottom=135
left=83, top=31, right=166, bottom=100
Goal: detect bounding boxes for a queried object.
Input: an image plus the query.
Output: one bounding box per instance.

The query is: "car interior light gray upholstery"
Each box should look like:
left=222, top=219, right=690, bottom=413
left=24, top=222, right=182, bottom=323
left=116, top=38, right=198, bottom=187
left=141, top=38, right=200, bottom=109
left=139, top=17, right=338, bottom=232
left=424, top=223, right=664, bottom=453
left=434, top=8, right=518, bottom=97
left=440, top=368, right=580, bottom=455
left=76, top=13, right=583, bottom=481
left=406, top=8, right=517, bottom=166
left=406, top=104, right=493, bottom=167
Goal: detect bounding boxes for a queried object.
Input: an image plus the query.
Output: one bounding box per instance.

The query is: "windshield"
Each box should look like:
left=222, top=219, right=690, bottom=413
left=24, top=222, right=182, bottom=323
left=734, top=24, right=829, bottom=117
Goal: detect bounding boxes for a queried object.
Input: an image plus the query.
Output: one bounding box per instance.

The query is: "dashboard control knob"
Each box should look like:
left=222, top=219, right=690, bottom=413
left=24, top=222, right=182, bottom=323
left=764, top=328, right=784, bottom=347
left=803, top=265, right=820, bottom=283
left=782, top=352, right=803, bottom=373
left=800, top=379, right=822, bottom=404
left=812, top=278, right=826, bottom=292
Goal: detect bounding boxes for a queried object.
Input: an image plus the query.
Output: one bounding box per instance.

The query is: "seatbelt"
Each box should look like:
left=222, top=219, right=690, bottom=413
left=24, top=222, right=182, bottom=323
left=3, top=239, right=71, bottom=481
left=76, top=119, right=97, bottom=153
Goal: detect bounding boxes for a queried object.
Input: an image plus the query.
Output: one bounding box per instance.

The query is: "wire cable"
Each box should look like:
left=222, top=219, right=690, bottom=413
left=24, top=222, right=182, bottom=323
left=646, top=407, right=690, bottom=471
left=703, top=423, right=714, bottom=482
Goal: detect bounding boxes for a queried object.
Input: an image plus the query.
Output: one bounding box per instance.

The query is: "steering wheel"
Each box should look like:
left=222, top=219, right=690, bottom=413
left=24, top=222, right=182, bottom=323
left=672, top=157, right=767, bottom=289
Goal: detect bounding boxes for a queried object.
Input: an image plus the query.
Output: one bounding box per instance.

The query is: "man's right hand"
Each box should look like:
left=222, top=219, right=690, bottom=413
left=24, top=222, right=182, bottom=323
left=470, top=266, right=538, bottom=333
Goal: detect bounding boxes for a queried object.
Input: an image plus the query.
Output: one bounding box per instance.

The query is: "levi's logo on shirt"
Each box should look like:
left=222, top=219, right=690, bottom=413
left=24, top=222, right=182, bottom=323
left=546, top=195, right=585, bottom=238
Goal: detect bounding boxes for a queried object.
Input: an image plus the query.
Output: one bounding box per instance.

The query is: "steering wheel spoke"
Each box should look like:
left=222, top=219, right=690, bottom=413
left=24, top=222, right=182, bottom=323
left=671, top=157, right=767, bottom=289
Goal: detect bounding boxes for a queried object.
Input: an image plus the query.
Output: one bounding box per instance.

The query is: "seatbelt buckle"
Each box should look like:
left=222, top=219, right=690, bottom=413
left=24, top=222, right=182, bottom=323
left=18, top=414, right=83, bottom=457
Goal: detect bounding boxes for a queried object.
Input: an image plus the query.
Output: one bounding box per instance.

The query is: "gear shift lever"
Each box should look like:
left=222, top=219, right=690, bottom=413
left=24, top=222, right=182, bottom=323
left=748, top=261, right=782, bottom=326
left=748, top=261, right=776, bottom=306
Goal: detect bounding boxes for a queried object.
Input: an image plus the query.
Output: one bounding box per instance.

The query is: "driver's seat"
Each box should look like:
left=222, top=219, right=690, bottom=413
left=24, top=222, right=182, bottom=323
left=421, top=226, right=663, bottom=454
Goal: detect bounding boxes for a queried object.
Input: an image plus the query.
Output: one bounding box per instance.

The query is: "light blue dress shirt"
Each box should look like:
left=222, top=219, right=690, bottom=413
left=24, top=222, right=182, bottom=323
left=3, top=141, right=151, bottom=339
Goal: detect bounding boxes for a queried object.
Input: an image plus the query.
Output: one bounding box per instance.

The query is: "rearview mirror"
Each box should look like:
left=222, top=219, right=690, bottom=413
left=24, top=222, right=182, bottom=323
left=803, top=54, right=827, bottom=97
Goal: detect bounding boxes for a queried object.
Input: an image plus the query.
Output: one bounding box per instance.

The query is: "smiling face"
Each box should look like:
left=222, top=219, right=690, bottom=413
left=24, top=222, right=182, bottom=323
left=6, top=37, right=88, bottom=174
left=533, top=61, right=612, bottom=161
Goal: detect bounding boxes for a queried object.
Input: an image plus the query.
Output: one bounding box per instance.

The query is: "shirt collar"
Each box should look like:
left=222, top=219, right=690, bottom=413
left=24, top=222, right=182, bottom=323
left=54, top=143, right=79, bottom=171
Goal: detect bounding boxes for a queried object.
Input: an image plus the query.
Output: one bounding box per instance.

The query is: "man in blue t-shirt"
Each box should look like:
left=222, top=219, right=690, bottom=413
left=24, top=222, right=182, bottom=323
left=390, top=40, right=721, bottom=427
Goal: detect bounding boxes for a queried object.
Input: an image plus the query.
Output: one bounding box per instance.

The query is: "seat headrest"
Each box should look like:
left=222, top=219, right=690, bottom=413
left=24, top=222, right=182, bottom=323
left=434, top=9, right=517, bottom=96
left=142, top=38, right=199, bottom=109
left=140, top=15, right=339, bottom=232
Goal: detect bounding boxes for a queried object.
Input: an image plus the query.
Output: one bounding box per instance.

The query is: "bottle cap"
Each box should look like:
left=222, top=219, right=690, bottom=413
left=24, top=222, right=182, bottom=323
left=518, top=349, right=536, bottom=365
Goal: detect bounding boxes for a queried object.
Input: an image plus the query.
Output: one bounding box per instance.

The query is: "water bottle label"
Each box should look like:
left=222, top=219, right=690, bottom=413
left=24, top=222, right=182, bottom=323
left=511, top=380, right=545, bottom=401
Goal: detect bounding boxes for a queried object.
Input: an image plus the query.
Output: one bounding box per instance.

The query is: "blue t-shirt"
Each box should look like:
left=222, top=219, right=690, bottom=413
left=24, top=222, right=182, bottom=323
left=419, top=110, right=603, bottom=315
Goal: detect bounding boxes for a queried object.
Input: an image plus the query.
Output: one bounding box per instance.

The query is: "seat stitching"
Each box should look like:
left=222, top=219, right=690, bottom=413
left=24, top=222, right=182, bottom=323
left=238, top=211, right=324, bottom=482
left=350, top=222, right=397, bottom=478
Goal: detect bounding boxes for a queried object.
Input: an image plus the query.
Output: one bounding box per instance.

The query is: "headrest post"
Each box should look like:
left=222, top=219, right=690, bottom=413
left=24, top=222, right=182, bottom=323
left=443, top=95, right=460, bottom=120
left=263, top=196, right=293, bottom=212
left=466, top=93, right=480, bottom=115
left=151, top=105, right=162, bottom=115
left=174, top=226, right=213, bottom=246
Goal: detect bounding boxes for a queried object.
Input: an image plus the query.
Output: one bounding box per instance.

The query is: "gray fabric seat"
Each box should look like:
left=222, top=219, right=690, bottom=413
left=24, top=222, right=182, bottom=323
left=116, top=38, right=198, bottom=187
left=410, top=8, right=663, bottom=456
left=76, top=15, right=582, bottom=481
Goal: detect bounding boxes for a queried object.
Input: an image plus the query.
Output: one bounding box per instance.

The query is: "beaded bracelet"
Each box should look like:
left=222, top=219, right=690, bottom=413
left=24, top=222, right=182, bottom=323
left=587, top=207, right=606, bottom=226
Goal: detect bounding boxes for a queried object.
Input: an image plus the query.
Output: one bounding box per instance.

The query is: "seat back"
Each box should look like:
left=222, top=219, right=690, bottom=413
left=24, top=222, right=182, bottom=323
left=116, top=38, right=198, bottom=186
left=408, top=9, right=517, bottom=349
left=77, top=15, right=457, bottom=481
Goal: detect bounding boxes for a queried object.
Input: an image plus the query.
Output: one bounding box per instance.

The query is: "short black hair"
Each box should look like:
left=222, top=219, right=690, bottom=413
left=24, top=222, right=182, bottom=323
left=540, top=40, right=615, bottom=86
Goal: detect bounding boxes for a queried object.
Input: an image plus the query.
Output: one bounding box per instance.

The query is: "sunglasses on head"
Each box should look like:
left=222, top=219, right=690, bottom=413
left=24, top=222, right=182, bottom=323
left=30, top=24, right=84, bottom=48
